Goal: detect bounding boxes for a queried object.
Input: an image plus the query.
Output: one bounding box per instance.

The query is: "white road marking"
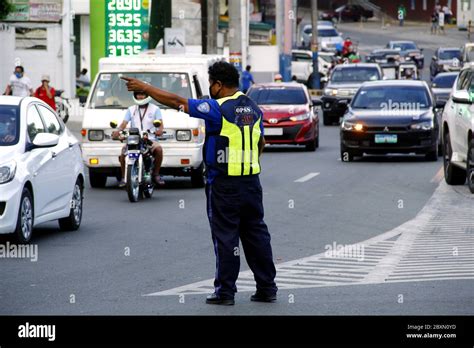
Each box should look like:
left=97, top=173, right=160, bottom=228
left=144, top=182, right=474, bottom=297
left=294, top=172, right=320, bottom=183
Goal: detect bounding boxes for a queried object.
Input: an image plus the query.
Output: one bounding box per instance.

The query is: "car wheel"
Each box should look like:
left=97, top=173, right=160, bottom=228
left=340, top=143, right=355, bottom=162
left=467, top=138, right=474, bottom=194
left=191, top=163, right=206, bottom=188
left=89, top=169, right=107, bottom=188
left=14, top=187, right=34, bottom=244
left=59, top=179, right=83, bottom=231
left=425, top=146, right=438, bottom=161
left=315, top=129, right=320, bottom=149
left=443, top=132, right=466, bottom=185
left=305, top=137, right=317, bottom=151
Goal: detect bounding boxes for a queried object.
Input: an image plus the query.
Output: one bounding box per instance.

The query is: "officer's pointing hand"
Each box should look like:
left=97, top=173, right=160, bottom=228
left=121, top=76, right=147, bottom=92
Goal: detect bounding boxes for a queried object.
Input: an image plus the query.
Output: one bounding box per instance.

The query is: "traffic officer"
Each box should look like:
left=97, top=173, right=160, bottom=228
left=122, top=61, right=278, bottom=306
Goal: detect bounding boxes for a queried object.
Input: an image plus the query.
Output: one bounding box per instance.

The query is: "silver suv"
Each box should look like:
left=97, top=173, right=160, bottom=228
left=441, top=65, right=474, bottom=193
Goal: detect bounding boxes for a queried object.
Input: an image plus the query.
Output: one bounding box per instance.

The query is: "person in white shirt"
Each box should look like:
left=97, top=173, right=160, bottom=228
left=112, top=90, right=164, bottom=187
left=4, top=66, right=33, bottom=97
left=438, top=11, right=445, bottom=34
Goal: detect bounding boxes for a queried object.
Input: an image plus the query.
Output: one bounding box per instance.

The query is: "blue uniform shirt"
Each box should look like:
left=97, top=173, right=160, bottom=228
left=241, top=71, right=254, bottom=92
left=188, top=95, right=264, bottom=183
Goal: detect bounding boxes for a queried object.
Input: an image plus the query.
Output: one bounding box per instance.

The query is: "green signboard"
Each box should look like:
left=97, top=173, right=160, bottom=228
left=90, top=0, right=150, bottom=81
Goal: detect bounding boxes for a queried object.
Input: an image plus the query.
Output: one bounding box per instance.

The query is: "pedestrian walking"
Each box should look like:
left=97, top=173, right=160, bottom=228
left=397, top=4, right=406, bottom=27
left=431, top=11, right=439, bottom=35
left=34, top=75, right=56, bottom=110
left=3, top=66, right=33, bottom=97
left=121, top=61, right=278, bottom=306
left=438, top=10, right=445, bottom=35
left=241, top=65, right=255, bottom=93
left=442, top=4, right=452, bottom=24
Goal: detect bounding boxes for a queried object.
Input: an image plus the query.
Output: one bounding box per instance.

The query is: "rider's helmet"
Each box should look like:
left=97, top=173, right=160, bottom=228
left=274, top=73, right=283, bottom=82
left=133, top=90, right=152, bottom=107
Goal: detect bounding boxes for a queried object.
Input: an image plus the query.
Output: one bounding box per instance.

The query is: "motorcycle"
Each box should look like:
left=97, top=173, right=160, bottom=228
left=110, top=119, right=162, bottom=202
left=55, top=90, right=72, bottom=123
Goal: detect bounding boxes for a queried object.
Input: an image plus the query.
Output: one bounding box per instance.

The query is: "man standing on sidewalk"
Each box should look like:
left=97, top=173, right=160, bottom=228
left=397, top=4, right=406, bottom=27
left=121, top=61, right=278, bottom=306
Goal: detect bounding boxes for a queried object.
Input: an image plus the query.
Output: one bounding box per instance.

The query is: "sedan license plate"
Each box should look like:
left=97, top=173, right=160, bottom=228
left=375, top=134, right=398, bottom=144
left=265, top=128, right=283, bottom=136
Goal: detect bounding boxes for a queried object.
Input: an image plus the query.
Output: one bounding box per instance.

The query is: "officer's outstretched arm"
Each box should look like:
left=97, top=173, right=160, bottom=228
left=121, top=76, right=189, bottom=113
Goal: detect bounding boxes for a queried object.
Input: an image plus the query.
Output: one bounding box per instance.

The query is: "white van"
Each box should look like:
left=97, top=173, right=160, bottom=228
left=82, top=53, right=224, bottom=188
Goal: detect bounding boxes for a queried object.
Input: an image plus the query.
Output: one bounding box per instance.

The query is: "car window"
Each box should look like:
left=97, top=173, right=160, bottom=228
left=26, top=105, right=45, bottom=142
left=352, top=86, right=431, bottom=109
left=458, top=70, right=472, bottom=90
left=292, top=53, right=312, bottom=62
left=331, top=67, right=381, bottom=82
left=248, top=88, right=308, bottom=105
left=37, top=105, right=62, bottom=135
left=0, top=105, right=20, bottom=146
left=438, top=50, right=461, bottom=60
left=432, top=74, right=458, bottom=88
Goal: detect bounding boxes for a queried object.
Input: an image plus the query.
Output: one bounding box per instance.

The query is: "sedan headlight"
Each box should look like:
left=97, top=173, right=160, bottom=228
left=324, top=88, right=338, bottom=96
left=342, top=121, right=364, bottom=131
left=176, top=130, right=192, bottom=141
left=290, top=112, right=311, bottom=122
left=0, top=160, right=16, bottom=184
left=127, top=135, right=140, bottom=145
left=410, top=120, right=433, bottom=130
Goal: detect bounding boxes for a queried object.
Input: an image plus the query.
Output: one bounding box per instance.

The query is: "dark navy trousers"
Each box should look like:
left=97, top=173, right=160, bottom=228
left=205, top=174, right=277, bottom=299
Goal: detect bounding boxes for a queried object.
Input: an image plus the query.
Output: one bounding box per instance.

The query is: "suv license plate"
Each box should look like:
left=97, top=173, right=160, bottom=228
left=375, top=134, right=398, bottom=144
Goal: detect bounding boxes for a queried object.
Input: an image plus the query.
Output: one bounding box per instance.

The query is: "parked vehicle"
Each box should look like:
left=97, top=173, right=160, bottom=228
left=322, top=63, right=383, bottom=125
left=0, top=96, right=84, bottom=243
left=460, top=43, right=474, bottom=66
left=320, top=4, right=374, bottom=22
left=386, top=41, right=425, bottom=69
left=291, top=49, right=332, bottom=83
left=441, top=65, right=474, bottom=193
left=430, top=47, right=462, bottom=80
left=82, top=54, right=222, bottom=189
left=340, top=80, right=441, bottom=162
left=247, top=83, right=321, bottom=151
left=365, top=49, right=401, bottom=79
left=431, top=72, right=459, bottom=105
left=306, top=25, right=344, bottom=52
left=300, top=21, right=336, bottom=48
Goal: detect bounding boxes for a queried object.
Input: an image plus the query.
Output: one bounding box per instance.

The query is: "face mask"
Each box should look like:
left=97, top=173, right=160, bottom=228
left=15, top=72, right=22, bottom=79
left=209, top=82, right=220, bottom=100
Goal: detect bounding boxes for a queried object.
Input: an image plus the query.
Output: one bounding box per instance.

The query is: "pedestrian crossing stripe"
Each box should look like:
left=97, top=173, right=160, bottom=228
left=144, top=182, right=474, bottom=296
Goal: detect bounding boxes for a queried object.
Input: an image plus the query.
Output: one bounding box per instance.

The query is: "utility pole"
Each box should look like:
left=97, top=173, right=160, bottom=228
left=276, top=0, right=292, bottom=81
left=311, top=0, right=320, bottom=89
left=62, top=0, right=75, bottom=98
left=202, top=0, right=218, bottom=54
left=149, top=0, right=172, bottom=50
left=229, top=0, right=243, bottom=76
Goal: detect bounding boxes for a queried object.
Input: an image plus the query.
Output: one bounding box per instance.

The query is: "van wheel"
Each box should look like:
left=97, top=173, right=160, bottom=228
left=14, top=188, right=34, bottom=244
left=191, top=163, right=206, bottom=188
left=443, top=132, right=466, bottom=185
left=59, top=179, right=83, bottom=231
left=89, top=169, right=107, bottom=188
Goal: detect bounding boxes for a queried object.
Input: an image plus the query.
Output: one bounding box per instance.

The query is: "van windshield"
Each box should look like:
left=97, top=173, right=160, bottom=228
left=89, top=72, right=192, bottom=109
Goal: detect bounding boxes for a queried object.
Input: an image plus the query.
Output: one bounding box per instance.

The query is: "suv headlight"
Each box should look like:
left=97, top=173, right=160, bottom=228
left=176, top=130, right=192, bottom=141
left=410, top=121, right=433, bottom=130
left=324, top=88, right=338, bottom=96
left=290, top=112, right=311, bottom=122
left=0, top=160, right=16, bottom=184
left=342, top=121, right=364, bottom=131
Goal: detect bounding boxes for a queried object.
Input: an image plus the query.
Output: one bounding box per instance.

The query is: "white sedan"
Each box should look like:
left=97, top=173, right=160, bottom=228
left=0, top=96, right=84, bottom=243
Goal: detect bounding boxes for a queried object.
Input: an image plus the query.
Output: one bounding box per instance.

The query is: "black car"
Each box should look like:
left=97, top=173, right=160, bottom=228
left=320, top=4, right=374, bottom=22
left=340, top=80, right=442, bottom=162
left=321, top=63, right=382, bottom=125
left=429, top=47, right=462, bottom=80
left=431, top=72, right=458, bottom=105
left=386, top=41, right=424, bottom=69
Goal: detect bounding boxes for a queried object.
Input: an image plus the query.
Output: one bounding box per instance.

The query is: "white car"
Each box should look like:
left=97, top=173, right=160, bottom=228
left=441, top=65, right=474, bottom=193
left=0, top=96, right=84, bottom=243
left=291, top=49, right=332, bottom=82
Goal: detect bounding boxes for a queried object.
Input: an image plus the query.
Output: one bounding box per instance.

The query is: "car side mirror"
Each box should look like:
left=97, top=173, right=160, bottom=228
left=452, top=90, right=472, bottom=104
left=32, top=133, right=59, bottom=148
left=312, top=98, right=323, bottom=107
left=435, top=99, right=446, bottom=108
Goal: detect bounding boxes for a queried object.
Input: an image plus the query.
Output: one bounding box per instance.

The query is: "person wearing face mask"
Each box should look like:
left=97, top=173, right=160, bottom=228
left=34, top=75, right=56, bottom=110
left=0, top=113, right=16, bottom=144
left=121, top=61, right=278, bottom=306
left=112, top=90, right=164, bottom=188
left=4, top=66, right=33, bottom=97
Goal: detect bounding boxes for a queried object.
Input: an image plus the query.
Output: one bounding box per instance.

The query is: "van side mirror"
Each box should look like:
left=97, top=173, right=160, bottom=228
left=452, top=90, right=472, bottom=104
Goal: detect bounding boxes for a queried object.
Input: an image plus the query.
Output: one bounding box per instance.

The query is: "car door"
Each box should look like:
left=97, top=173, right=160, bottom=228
left=25, top=104, right=56, bottom=218
left=36, top=104, right=73, bottom=212
left=455, top=71, right=472, bottom=156
left=449, top=70, right=468, bottom=154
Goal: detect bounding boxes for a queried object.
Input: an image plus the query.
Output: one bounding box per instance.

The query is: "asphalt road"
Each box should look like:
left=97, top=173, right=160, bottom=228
left=1, top=23, right=473, bottom=315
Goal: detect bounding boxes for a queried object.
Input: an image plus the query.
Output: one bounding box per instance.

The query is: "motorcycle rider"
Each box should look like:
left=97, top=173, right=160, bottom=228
left=112, top=90, right=164, bottom=187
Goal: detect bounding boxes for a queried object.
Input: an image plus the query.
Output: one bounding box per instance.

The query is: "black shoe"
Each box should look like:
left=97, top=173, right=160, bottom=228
left=250, top=292, right=277, bottom=303
left=206, top=293, right=235, bottom=306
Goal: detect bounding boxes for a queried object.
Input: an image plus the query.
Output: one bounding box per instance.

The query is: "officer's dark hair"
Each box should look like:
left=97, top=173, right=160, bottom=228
left=246, top=65, right=251, bottom=71
left=208, top=61, right=240, bottom=88
left=15, top=66, right=24, bottom=73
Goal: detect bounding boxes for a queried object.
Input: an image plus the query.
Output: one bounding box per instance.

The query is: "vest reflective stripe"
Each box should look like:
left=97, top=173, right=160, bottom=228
left=251, top=118, right=261, bottom=174
left=243, top=125, right=251, bottom=175
left=220, top=117, right=244, bottom=176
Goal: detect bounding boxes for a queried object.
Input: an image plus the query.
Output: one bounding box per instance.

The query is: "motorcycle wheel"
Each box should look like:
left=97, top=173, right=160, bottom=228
left=126, top=163, right=141, bottom=202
